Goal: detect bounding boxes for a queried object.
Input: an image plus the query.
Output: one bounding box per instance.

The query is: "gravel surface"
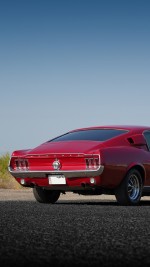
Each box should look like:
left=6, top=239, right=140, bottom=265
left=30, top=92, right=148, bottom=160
left=1, top=189, right=150, bottom=267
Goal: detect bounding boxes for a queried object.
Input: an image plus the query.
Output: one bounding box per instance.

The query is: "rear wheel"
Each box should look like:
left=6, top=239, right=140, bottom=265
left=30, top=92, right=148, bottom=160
left=33, top=187, right=60, bottom=203
left=115, top=169, right=143, bottom=205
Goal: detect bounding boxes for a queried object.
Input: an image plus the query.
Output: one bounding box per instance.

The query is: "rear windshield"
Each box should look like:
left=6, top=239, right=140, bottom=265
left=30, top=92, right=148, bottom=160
left=49, top=129, right=127, bottom=142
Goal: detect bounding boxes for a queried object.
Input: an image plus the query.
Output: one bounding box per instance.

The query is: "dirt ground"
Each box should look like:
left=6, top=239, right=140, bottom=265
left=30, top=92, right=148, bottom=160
left=0, top=188, right=116, bottom=201
left=0, top=188, right=150, bottom=202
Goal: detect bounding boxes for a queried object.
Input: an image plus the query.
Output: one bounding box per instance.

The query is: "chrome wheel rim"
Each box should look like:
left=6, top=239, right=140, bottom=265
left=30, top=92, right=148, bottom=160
left=127, top=174, right=140, bottom=200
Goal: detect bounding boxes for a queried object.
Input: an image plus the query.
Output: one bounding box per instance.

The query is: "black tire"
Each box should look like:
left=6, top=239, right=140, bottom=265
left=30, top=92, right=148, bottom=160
left=33, top=187, right=60, bottom=204
left=115, top=169, right=143, bottom=206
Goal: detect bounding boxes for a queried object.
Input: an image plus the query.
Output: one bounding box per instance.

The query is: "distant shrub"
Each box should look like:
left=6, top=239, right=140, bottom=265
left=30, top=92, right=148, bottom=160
left=0, top=153, right=10, bottom=174
left=0, top=153, right=22, bottom=189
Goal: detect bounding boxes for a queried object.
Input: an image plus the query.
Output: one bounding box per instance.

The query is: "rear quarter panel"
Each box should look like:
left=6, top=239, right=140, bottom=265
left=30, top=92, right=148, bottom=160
left=100, top=146, right=150, bottom=188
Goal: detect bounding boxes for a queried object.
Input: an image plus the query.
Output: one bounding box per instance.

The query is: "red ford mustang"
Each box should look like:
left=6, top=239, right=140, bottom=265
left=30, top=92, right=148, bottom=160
left=8, top=125, right=150, bottom=205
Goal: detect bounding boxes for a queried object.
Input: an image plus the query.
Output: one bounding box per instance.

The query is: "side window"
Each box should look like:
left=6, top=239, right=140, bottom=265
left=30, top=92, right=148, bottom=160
left=143, top=131, right=150, bottom=150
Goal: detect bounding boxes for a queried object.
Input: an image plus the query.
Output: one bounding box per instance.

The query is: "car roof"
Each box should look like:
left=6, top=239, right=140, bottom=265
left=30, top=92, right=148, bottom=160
left=70, top=125, right=150, bottom=134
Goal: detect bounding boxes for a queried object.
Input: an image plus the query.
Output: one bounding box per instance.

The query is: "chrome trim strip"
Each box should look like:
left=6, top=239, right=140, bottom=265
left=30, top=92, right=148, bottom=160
left=8, top=165, right=104, bottom=179
left=11, top=153, right=101, bottom=158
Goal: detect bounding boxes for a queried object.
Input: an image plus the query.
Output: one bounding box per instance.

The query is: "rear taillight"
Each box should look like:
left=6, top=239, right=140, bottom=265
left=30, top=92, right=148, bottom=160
left=14, top=159, right=29, bottom=170
left=85, top=156, right=100, bottom=170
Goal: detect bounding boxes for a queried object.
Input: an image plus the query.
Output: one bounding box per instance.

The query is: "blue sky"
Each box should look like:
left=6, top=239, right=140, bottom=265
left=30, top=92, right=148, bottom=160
left=0, top=0, right=150, bottom=154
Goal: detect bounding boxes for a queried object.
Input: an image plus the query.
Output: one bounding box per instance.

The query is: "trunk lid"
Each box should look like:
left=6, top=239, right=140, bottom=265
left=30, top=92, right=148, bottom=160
left=27, top=140, right=103, bottom=155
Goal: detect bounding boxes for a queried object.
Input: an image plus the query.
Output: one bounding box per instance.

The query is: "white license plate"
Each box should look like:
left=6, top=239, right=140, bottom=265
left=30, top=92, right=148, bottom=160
left=48, top=175, right=66, bottom=185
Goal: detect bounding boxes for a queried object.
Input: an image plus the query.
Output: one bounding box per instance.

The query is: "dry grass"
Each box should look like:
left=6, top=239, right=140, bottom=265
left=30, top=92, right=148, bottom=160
left=0, top=153, right=22, bottom=189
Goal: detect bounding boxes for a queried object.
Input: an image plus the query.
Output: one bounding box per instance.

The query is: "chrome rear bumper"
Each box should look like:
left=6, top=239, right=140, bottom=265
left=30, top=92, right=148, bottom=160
left=8, top=165, right=104, bottom=179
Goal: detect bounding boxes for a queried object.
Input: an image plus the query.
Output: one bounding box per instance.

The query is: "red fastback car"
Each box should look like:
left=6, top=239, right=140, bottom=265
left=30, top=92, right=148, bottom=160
left=8, top=125, right=150, bottom=205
